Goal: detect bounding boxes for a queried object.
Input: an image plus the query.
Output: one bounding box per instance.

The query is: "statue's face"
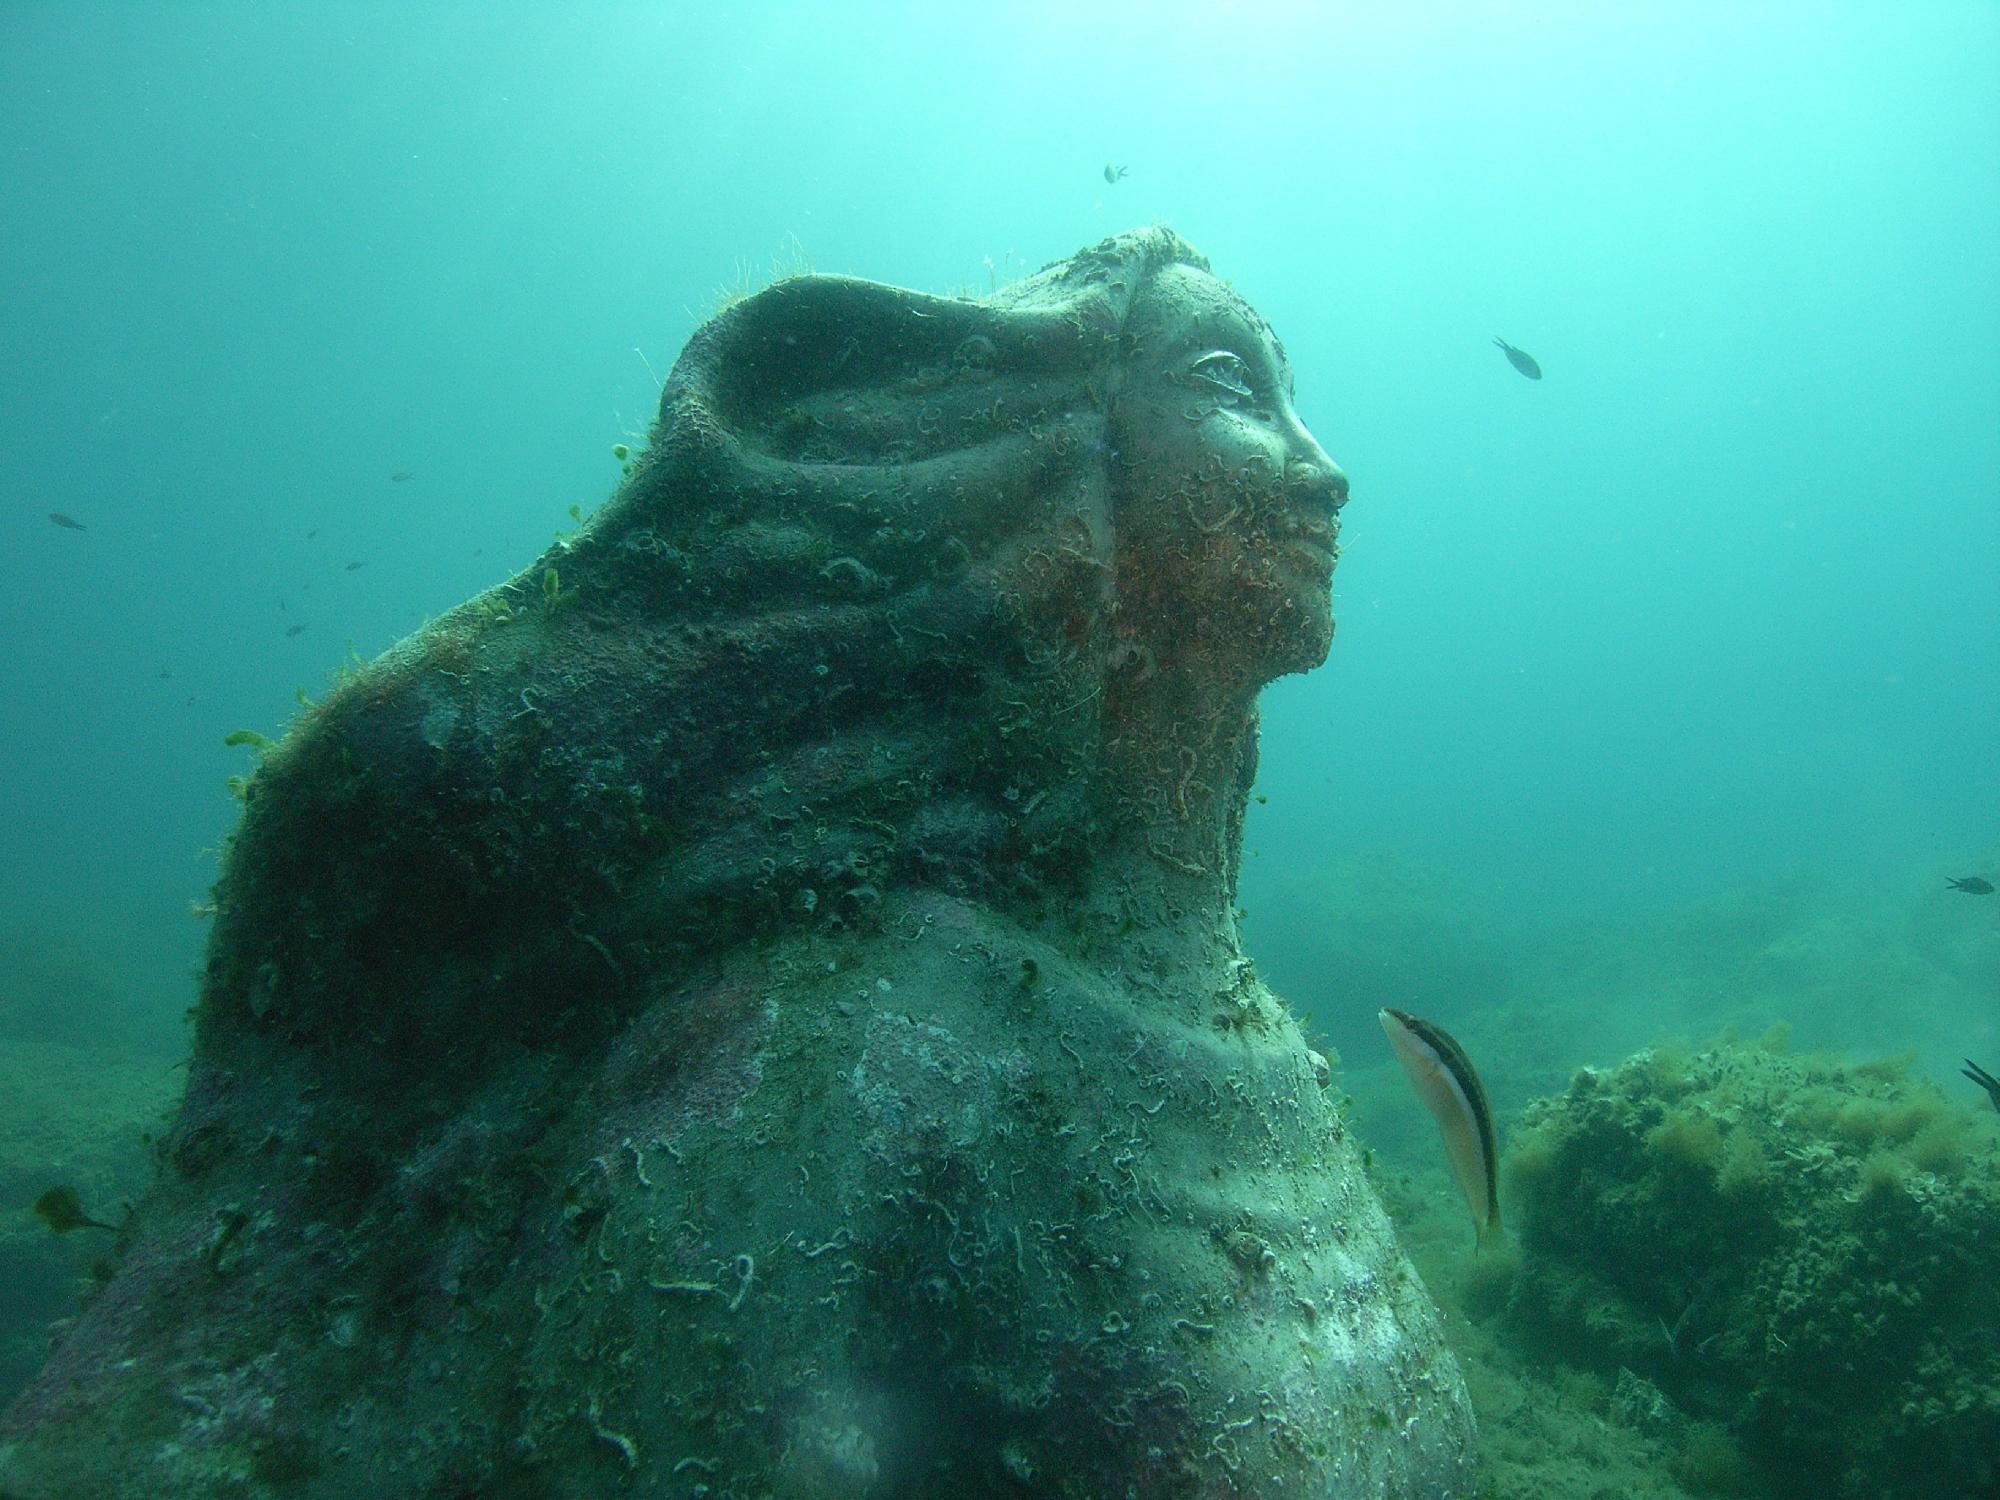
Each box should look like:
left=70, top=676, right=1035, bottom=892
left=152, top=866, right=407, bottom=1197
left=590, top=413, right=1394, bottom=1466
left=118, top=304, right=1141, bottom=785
left=1112, top=265, right=1348, bottom=685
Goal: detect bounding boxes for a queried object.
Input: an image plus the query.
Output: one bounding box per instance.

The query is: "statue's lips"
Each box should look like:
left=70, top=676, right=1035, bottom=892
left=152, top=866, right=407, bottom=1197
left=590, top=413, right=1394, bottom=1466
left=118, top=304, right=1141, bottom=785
left=1275, top=518, right=1339, bottom=568
left=1278, top=484, right=1344, bottom=566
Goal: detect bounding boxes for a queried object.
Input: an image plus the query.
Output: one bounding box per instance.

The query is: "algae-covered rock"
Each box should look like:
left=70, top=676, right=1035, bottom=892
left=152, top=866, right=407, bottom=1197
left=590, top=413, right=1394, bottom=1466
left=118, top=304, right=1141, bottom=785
left=0, top=230, right=1475, bottom=1498
left=0, top=1041, right=175, bottom=1410
left=1503, top=1035, right=2000, bottom=1499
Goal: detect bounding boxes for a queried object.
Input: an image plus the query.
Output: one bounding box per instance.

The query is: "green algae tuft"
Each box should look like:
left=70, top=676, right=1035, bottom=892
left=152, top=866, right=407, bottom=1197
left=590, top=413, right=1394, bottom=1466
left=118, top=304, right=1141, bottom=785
left=1500, top=1035, right=2000, bottom=1499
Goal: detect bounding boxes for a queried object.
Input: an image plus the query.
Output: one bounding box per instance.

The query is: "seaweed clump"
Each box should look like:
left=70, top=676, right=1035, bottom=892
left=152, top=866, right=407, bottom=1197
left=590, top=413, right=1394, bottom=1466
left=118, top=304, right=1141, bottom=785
left=1499, top=1034, right=2000, bottom=1499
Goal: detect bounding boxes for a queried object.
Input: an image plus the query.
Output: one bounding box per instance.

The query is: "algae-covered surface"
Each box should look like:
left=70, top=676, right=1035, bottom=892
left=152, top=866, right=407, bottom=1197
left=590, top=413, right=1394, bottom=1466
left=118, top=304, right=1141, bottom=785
left=0, top=230, right=1478, bottom=1499
left=9, top=935, right=1997, bottom=1498
left=1249, top=846, right=2000, bottom=1495
left=1370, top=1030, right=2000, bottom=1500
left=1503, top=1036, right=2000, bottom=1498
left=0, top=1041, right=177, bottom=1408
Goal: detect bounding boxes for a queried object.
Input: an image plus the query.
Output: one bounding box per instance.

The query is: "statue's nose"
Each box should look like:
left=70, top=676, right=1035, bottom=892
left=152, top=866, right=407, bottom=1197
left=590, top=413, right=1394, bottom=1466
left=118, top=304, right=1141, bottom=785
left=1289, top=454, right=1349, bottom=514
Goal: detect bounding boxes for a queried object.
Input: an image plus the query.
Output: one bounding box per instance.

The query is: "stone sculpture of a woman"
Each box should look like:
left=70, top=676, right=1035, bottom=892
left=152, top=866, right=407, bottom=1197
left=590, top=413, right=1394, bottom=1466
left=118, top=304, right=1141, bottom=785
left=0, top=228, right=1475, bottom=1498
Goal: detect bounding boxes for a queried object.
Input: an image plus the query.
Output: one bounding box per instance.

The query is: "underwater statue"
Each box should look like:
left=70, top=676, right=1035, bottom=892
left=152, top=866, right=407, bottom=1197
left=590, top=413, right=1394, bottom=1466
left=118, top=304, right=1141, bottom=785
left=0, top=228, right=1476, bottom=1498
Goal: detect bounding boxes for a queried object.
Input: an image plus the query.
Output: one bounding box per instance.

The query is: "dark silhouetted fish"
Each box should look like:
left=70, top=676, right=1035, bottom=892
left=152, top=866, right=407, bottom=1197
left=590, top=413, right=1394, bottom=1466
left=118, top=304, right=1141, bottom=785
left=389, top=472, right=415, bottom=482
left=286, top=624, right=307, bottom=637
left=1946, top=875, right=1994, bottom=894
left=1103, top=163, right=1127, bottom=184
left=48, top=512, right=85, bottom=530
left=1964, top=1059, right=2000, bottom=1111
left=345, top=561, right=367, bottom=571
left=1493, top=337, right=1541, bottom=380
left=32, top=1186, right=115, bottom=1233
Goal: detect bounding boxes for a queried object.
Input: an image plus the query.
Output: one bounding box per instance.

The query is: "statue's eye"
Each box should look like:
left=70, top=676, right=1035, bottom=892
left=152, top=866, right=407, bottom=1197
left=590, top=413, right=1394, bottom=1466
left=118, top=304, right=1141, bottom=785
left=1191, top=350, right=1257, bottom=401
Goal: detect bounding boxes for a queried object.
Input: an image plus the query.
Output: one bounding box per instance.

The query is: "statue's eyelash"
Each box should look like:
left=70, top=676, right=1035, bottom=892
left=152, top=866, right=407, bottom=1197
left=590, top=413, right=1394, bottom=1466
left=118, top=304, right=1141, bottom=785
left=1190, top=350, right=1260, bottom=400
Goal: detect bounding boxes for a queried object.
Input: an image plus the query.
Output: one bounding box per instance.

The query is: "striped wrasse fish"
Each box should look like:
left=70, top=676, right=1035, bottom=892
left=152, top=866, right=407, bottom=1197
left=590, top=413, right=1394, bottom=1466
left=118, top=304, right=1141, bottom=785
left=1379, top=1006, right=1502, bottom=1249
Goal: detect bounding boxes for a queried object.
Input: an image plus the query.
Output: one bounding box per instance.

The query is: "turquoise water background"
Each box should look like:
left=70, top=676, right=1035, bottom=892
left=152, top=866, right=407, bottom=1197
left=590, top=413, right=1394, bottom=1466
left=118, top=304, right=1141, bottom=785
left=3, top=2, right=1995, bottom=1085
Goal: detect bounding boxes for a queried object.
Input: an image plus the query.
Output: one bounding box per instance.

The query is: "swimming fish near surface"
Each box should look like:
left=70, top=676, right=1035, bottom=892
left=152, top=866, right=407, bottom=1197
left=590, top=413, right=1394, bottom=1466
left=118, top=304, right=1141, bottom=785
left=1380, top=1006, right=1502, bottom=1248
left=1493, top=337, right=1542, bottom=380
left=1103, top=163, right=1128, bottom=183
left=1946, top=876, right=1994, bottom=894
left=47, top=512, right=86, bottom=530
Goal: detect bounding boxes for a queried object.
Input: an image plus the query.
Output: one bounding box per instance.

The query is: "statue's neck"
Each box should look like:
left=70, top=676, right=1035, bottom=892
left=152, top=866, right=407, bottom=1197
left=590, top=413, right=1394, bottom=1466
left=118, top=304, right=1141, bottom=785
left=1051, top=676, right=1260, bottom=984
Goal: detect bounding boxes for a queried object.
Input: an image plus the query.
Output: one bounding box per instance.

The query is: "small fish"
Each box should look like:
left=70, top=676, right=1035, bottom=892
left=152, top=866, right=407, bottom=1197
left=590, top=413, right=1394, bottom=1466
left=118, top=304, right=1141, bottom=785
left=285, top=623, right=306, bottom=637
left=1380, top=1007, right=1502, bottom=1248
left=1493, top=337, right=1542, bottom=380
left=1964, top=1060, right=2000, bottom=1112
left=47, top=511, right=86, bottom=530
left=389, top=471, right=415, bottom=483
left=345, top=561, right=367, bottom=572
left=1103, top=163, right=1127, bottom=184
left=1946, top=876, right=1994, bottom=895
left=32, top=1185, right=116, bottom=1234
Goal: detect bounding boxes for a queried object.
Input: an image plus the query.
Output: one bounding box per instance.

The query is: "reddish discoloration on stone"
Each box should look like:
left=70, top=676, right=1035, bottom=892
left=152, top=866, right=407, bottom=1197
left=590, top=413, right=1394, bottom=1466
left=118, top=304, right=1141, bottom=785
left=596, top=976, right=773, bottom=1137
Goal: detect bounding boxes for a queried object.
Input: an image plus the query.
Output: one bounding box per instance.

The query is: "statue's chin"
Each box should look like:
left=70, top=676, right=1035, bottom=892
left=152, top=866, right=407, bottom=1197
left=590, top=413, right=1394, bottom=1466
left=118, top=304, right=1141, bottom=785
left=1264, top=622, right=1333, bottom=682
left=1255, top=583, right=1334, bottom=682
